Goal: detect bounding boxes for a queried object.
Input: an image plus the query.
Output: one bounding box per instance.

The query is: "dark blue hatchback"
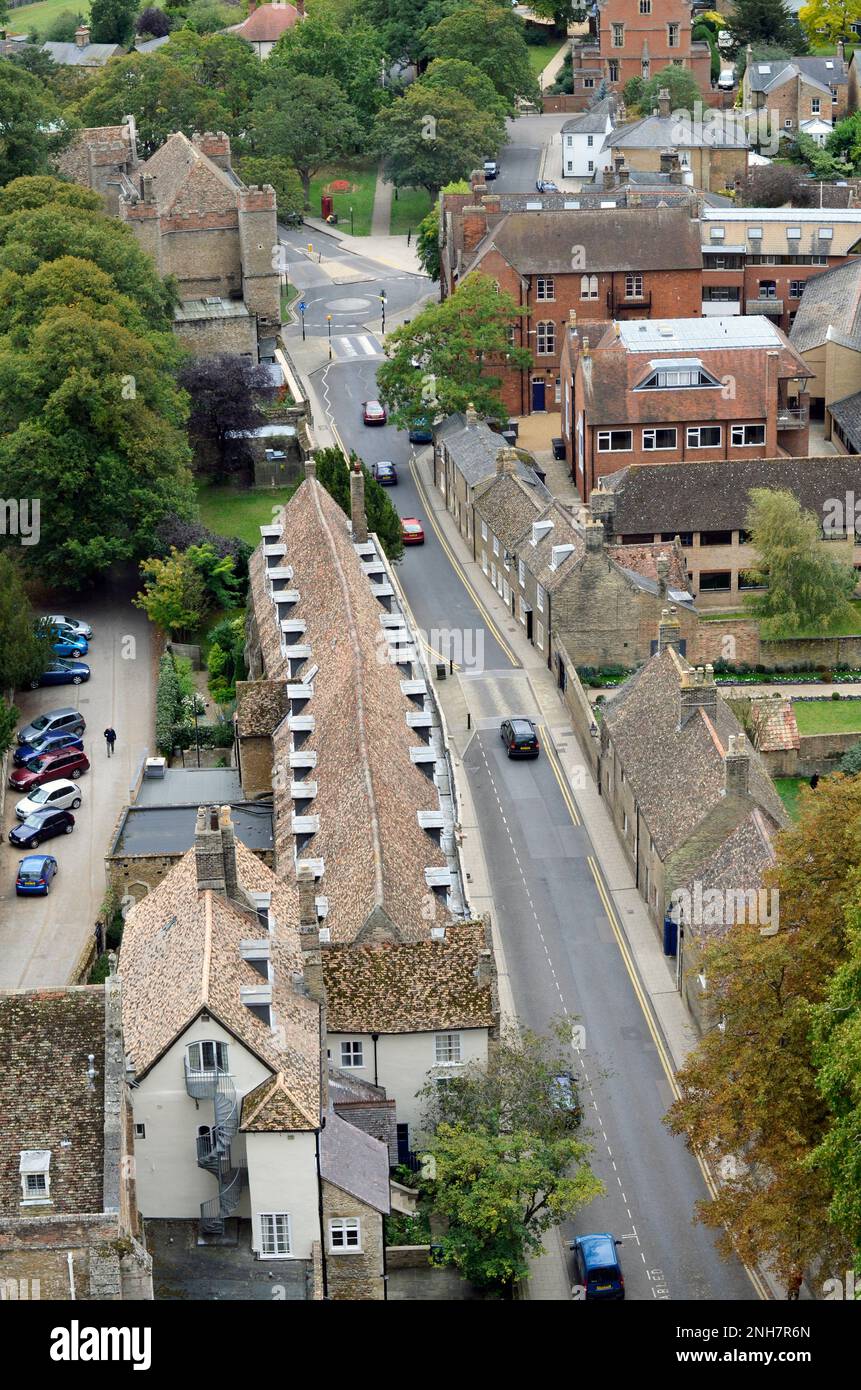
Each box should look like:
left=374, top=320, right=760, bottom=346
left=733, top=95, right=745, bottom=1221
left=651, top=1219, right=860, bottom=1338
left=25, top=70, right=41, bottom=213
left=570, top=1233, right=625, bottom=1300
left=15, top=854, right=58, bottom=896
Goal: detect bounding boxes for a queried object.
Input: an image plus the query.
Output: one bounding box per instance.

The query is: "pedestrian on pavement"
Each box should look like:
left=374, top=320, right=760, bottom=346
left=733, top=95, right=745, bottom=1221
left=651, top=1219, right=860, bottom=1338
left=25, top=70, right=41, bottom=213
left=104, top=727, right=117, bottom=757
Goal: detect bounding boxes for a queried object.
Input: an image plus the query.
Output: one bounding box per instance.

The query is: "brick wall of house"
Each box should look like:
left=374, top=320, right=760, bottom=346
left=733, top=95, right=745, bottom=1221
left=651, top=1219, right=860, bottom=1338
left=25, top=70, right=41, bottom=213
left=321, top=1185, right=386, bottom=1301
left=0, top=1215, right=151, bottom=1300
left=760, top=75, right=848, bottom=136
left=573, top=0, right=712, bottom=96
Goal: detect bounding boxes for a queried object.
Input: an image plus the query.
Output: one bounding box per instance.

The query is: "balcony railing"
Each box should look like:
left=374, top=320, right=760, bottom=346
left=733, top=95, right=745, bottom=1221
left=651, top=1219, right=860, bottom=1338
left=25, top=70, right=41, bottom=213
left=776, top=404, right=809, bottom=429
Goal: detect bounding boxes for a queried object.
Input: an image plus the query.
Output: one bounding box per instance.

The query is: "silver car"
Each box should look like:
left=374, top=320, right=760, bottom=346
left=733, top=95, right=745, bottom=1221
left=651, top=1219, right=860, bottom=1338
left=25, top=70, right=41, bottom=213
left=15, top=779, right=83, bottom=821
left=46, top=614, right=93, bottom=640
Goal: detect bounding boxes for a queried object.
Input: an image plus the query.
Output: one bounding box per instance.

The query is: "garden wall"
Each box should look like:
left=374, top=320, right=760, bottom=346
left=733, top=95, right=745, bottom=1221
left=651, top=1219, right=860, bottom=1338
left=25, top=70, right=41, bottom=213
left=555, top=638, right=601, bottom=779
left=689, top=618, right=861, bottom=672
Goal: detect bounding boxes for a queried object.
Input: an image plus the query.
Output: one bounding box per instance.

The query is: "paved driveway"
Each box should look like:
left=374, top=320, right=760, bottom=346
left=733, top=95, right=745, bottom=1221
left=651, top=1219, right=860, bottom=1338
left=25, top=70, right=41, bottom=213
left=0, top=579, right=154, bottom=988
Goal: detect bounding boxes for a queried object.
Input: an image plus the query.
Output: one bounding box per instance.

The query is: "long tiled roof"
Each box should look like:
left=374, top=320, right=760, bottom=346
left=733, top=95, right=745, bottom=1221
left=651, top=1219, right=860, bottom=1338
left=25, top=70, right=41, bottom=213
left=322, top=924, right=495, bottom=1034
left=119, top=840, right=320, bottom=1125
left=750, top=695, right=800, bottom=753
left=789, top=257, right=861, bottom=353
left=605, top=456, right=861, bottom=535
left=436, top=413, right=539, bottom=490
left=601, top=645, right=787, bottom=861
left=320, top=1109, right=390, bottom=1214
left=604, top=113, right=749, bottom=150
left=475, top=470, right=549, bottom=548
left=747, top=55, right=846, bottom=95
left=0, top=987, right=106, bottom=1216
left=137, top=132, right=239, bottom=216
left=828, top=390, right=861, bottom=451
left=472, top=206, right=702, bottom=275
left=666, top=803, right=780, bottom=937
left=514, top=498, right=585, bottom=591
left=248, top=478, right=450, bottom=944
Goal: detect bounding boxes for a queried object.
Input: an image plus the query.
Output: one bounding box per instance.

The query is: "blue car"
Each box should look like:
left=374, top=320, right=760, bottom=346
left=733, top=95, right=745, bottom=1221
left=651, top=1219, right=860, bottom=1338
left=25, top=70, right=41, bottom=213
left=408, top=420, right=433, bottom=444
left=570, top=1233, right=625, bottom=1300
left=49, top=629, right=89, bottom=658
left=14, top=730, right=85, bottom=767
left=15, top=853, right=58, bottom=896
left=28, top=660, right=90, bottom=689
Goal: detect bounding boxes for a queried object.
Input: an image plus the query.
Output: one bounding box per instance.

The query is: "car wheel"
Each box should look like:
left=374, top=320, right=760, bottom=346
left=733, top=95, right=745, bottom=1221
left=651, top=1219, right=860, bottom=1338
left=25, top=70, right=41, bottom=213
left=30, top=837, right=39, bottom=848
left=44, top=883, right=50, bottom=895
left=70, top=769, right=82, bottom=779
left=72, top=676, right=82, bottom=684
left=64, top=824, right=74, bottom=834
left=71, top=798, right=81, bottom=809
left=29, top=680, right=39, bottom=689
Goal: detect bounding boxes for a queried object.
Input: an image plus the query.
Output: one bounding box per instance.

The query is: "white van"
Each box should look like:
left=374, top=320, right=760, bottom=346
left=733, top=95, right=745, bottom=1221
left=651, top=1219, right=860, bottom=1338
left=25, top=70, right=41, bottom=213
left=718, top=66, right=736, bottom=91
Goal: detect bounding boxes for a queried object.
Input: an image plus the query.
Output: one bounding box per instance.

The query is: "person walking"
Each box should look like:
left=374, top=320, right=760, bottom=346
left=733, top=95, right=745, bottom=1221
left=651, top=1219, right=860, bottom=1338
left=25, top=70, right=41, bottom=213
left=104, top=727, right=117, bottom=757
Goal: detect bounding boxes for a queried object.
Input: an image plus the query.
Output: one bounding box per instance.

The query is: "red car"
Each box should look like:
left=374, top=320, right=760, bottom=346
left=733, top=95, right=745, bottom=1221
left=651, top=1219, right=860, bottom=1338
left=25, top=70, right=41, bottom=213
left=401, top=517, right=425, bottom=545
left=9, top=746, right=90, bottom=792
left=362, top=400, right=387, bottom=426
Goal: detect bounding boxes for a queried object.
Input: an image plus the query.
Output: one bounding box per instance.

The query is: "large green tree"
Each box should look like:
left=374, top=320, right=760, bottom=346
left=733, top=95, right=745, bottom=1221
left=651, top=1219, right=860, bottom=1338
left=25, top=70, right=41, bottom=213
left=799, top=0, right=861, bottom=43
left=743, top=488, right=858, bottom=636
left=362, top=0, right=445, bottom=65
left=0, top=553, right=49, bottom=691
left=421, top=57, right=510, bottom=125
left=314, top=447, right=404, bottom=561
left=247, top=74, right=363, bottom=206
left=373, top=84, right=503, bottom=196
left=423, top=0, right=537, bottom=106
left=89, top=0, right=138, bottom=46
left=639, top=64, right=704, bottom=114
left=268, top=6, right=389, bottom=126
left=377, top=272, right=530, bottom=426
left=0, top=59, right=73, bottom=187
left=728, top=0, right=809, bottom=52
left=236, top=156, right=303, bottom=220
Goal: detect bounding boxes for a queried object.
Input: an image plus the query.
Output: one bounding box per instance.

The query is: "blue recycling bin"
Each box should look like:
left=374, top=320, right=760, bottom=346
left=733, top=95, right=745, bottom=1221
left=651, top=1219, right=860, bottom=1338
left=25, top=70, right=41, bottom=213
left=663, top=915, right=678, bottom=957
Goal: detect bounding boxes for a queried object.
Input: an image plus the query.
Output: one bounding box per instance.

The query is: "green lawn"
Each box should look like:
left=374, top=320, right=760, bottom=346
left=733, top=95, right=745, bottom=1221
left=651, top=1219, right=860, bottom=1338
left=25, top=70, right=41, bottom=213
left=6, top=0, right=89, bottom=36
left=527, top=36, right=567, bottom=79
left=308, top=161, right=378, bottom=236
left=792, top=699, right=861, bottom=735
left=280, top=281, right=297, bottom=319
left=389, top=186, right=432, bottom=237
left=196, top=482, right=298, bottom=547
left=774, top=776, right=809, bottom=820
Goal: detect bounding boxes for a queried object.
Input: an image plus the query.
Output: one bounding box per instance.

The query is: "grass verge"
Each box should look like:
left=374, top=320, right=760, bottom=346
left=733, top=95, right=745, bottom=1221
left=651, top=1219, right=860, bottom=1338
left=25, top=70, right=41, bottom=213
left=308, top=161, right=378, bottom=236
left=389, top=186, right=432, bottom=236
left=792, top=698, right=861, bottom=735
left=196, top=481, right=298, bottom=547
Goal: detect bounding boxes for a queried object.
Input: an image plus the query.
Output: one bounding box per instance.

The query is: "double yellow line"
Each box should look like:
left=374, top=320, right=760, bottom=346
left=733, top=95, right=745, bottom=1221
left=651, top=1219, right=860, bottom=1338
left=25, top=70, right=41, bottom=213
left=410, top=459, right=520, bottom=668
left=540, top=727, right=769, bottom=1301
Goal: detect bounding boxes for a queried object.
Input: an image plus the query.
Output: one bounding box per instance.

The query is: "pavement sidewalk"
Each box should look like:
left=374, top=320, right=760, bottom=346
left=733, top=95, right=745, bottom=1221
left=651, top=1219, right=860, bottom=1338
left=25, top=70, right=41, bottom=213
left=301, top=216, right=426, bottom=277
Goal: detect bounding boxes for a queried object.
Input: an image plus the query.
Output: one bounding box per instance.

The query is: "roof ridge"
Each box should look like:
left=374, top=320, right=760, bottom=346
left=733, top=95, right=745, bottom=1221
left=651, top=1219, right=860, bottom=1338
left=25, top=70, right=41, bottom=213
left=202, top=890, right=213, bottom=1008
left=308, top=479, right=386, bottom=909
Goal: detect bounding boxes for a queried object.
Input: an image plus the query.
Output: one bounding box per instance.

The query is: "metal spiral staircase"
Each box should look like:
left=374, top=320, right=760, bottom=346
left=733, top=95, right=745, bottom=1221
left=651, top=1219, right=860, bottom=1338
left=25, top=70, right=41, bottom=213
left=185, top=1064, right=247, bottom=1238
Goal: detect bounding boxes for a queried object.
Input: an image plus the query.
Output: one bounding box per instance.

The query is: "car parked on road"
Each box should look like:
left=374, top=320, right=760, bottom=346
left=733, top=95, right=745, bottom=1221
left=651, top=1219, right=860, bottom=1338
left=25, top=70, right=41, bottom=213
left=9, top=747, right=90, bottom=793
left=401, top=517, right=425, bottom=545
left=372, top=461, right=398, bottom=485
left=15, top=779, right=83, bottom=821
left=9, top=807, right=75, bottom=850
left=500, top=717, right=540, bottom=759
left=570, top=1234, right=625, bottom=1300
left=18, top=708, right=86, bottom=746
left=483, top=159, right=499, bottom=180
left=362, top=400, right=387, bottom=425
left=408, top=419, right=434, bottom=444
left=28, top=659, right=90, bottom=688
left=47, top=628, right=89, bottom=658
left=550, top=1071, right=583, bottom=1126
left=15, top=854, right=58, bottom=897
left=46, top=615, right=93, bottom=640
left=14, top=729, right=84, bottom=766
left=536, top=178, right=559, bottom=193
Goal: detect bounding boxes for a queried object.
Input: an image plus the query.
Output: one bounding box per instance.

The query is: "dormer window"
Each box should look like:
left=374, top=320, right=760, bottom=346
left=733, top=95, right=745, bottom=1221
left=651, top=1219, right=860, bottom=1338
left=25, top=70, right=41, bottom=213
left=20, top=1151, right=51, bottom=1204
left=636, top=362, right=720, bottom=390
left=187, top=1041, right=228, bottom=1074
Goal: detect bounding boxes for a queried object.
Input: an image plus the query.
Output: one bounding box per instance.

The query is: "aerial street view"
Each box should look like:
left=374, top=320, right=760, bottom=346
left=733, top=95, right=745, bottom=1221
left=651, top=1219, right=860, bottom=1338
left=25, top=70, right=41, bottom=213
left=0, top=0, right=859, bottom=1365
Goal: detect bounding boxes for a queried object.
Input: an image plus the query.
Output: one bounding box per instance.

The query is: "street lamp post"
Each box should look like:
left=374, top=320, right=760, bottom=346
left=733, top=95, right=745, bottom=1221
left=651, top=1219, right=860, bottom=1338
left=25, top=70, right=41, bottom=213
left=193, top=701, right=201, bottom=769
left=380, top=291, right=387, bottom=336
left=349, top=205, right=354, bottom=236
left=327, top=313, right=333, bottom=360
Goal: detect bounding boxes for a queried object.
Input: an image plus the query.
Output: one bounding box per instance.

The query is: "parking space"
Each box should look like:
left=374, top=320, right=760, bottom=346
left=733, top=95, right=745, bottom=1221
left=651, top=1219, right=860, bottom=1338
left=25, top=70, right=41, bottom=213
left=0, top=582, right=155, bottom=989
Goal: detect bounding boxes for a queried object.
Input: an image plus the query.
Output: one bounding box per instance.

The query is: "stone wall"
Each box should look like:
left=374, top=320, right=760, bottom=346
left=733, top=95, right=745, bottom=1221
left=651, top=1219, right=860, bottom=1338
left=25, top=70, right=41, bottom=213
left=554, top=638, right=601, bottom=779
left=321, top=1184, right=385, bottom=1301
left=106, top=846, right=273, bottom=900
left=760, top=726, right=860, bottom=777
left=0, top=1215, right=151, bottom=1301
left=173, top=312, right=258, bottom=361
left=689, top=619, right=861, bottom=671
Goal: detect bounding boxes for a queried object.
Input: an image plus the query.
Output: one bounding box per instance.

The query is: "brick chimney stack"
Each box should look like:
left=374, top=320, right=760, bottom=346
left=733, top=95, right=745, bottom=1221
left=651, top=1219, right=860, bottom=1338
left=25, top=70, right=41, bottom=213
left=350, top=459, right=368, bottom=544
left=461, top=204, right=488, bottom=253
left=724, top=732, right=751, bottom=796
left=195, top=806, right=226, bottom=894
left=304, top=454, right=317, bottom=480
left=657, top=606, right=681, bottom=653
left=585, top=518, right=604, bottom=552
left=496, top=446, right=519, bottom=476
left=218, top=805, right=239, bottom=900
left=679, top=664, right=718, bottom=727
left=465, top=402, right=479, bottom=426
left=589, top=486, right=615, bottom=540
left=74, top=25, right=90, bottom=48
left=658, top=88, right=671, bottom=119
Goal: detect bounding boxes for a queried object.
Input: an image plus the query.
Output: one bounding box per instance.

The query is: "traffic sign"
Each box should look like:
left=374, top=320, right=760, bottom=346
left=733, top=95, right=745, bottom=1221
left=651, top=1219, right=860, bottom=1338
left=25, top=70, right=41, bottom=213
left=298, top=301, right=307, bottom=314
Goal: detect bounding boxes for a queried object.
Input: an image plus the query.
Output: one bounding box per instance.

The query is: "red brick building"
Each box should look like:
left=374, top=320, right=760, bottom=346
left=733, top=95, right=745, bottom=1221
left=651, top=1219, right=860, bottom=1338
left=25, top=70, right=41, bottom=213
left=444, top=204, right=702, bottom=416
left=561, top=315, right=811, bottom=498
left=568, top=0, right=712, bottom=109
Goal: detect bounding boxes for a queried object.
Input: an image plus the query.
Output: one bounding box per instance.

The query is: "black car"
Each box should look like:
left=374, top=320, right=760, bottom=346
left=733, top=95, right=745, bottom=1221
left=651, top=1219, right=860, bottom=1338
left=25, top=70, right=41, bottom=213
left=500, top=717, right=540, bottom=759
left=372, top=461, right=398, bottom=486
left=8, top=806, right=75, bottom=849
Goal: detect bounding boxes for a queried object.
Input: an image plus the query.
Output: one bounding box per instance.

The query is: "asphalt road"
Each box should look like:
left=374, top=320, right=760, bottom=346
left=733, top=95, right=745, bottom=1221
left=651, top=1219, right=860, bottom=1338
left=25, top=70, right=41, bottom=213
left=0, top=579, right=155, bottom=988
left=467, top=730, right=757, bottom=1302
left=492, top=112, right=571, bottom=194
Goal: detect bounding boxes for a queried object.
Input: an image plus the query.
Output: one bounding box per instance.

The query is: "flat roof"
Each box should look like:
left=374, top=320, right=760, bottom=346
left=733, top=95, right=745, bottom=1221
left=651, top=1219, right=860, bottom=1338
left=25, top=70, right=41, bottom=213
left=618, top=317, right=783, bottom=352
left=135, top=767, right=243, bottom=807
left=115, top=803, right=274, bottom=856
left=702, top=208, right=861, bottom=222
left=174, top=299, right=251, bottom=321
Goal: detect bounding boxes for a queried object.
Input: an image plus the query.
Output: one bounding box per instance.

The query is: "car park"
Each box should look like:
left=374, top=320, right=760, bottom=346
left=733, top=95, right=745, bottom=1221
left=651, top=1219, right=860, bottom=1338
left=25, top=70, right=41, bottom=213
left=14, top=729, right=84, bottom=766
left=46, top=615, right=93, bottom=640
left=570, top=1233, right=625, bottom=1300
left=28, top=659, right=90, bottom=688
left=18, top=708, right=86, bottom=746
left=9, top=807, right=75, bottom=850
left=500, top=717, right=541, bottom=759
left=15, top=854, right=58, bottom=897
left=401, top=517, right=425, bottom=545
left=362, top=400, right=387, bottom=425
left=9, top=747, right=90, bottom=793
left=15, top=779, right=83, bottom=821
left=372, top=461, right=398, bottom=485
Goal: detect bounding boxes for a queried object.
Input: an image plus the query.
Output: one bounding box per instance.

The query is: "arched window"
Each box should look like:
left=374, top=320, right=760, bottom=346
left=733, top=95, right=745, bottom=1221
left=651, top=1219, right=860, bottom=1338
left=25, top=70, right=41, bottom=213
left=580, top=275, right=598, bottom=300
left=536, top=320, right=556, bottom=355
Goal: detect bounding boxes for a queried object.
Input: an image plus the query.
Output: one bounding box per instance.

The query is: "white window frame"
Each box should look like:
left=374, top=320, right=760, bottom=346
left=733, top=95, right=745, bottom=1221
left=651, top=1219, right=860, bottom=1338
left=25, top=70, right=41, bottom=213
left=596, top=429, right=632, bottom=452
left=642, top=427, right=677, bottom=451
left=536, top=583, right=545, bottom=613
left=667, top=21, right=679, bottom=46
left=731, top=424, right=766, bottom=447
left=612, top=23, right=624, bottom=46
left=260, top=1212, right=292, bottom=1258
left=493, top=535, right=500, bottom=556
left=586, top=135, right=594, bottom=148
left=519, top=597, right=527, bottom=625
left=435, top=1032, right=463, bottom=1065
left=608, top=61, right=619, bottom=82
left=811, top=98, right=820, bottom=114
left=686, top=425, right=722, bottom=448
left=187, top=1040, right=228, bottom=1073
left=481, top=520, right=488, bottom=542
left=625, top=273, right=643, bottom=299
left=580, top=274, right=598, bottom=299
left=20, top=1152, right=52, bottom=1205
left=709, top=226, right=725, bottom=240
left=536, top=276, right=556, bottom=302
left=518, top=558, right=526, bottom=587
left=639, top=0, right=651, bottom=11
left=340, top=1039, right=364, bottom=1069
left=587, top=159, right=595, bottom=173
left=819, top=226, right=833, bottom=240
left=535, top=619, right=545, bottom=650
left=329, top=1217, right=362, bottom=1253
left=536, top=320, right=556, bottom=355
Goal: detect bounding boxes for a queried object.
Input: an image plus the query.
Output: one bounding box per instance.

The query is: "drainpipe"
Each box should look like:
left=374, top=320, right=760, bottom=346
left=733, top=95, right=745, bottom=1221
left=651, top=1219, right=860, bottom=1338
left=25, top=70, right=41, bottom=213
left=520, top=280, right=526, bottom=416
left=314, top=1129, right=329, bottom=1299
left=634, top=805, right=640, bottom=889
left=67, top=1251, right=76, bottom=1300
left=372, top=1033, right=379, bottom=1088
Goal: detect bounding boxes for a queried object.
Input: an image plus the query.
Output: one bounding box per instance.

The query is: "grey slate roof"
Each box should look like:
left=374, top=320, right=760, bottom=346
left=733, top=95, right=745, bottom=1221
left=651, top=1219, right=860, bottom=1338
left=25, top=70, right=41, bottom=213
left=42, top=39, right=123, bottom=65
left=788, top=257, right=861, bottom=353
left=135, top=35, right=171, bottom=53
left=473, top=206, right=702, bottom=275
left=605, top=456, right=861, bottom=535
left=746, top=55, right=846, bottom=95
left=562, top=96, right=616, bottom=135
left=475, top=471, right=550, bottom=548
left=604, top=113, right=748, bottom=151
left=437, top=413, right=540, bottom=489
left=319, top=1109, right=391, bottom=1214
left=828, top=390, right=861, bottom=451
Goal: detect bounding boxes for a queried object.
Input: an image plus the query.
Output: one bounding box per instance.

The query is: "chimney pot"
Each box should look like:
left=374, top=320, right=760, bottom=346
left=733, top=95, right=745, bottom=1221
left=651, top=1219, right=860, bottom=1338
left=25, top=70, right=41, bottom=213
left=304, top=455, right=317, bottom=481
left=465, top=403, right=479, bottom=425
left=657, top=605, right=681, bottom=653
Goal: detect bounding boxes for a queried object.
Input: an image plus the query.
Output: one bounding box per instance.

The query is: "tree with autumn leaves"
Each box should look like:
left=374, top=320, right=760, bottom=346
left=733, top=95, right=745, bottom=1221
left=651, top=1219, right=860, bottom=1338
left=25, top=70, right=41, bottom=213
left=665, top=774, right=861, bottom=1294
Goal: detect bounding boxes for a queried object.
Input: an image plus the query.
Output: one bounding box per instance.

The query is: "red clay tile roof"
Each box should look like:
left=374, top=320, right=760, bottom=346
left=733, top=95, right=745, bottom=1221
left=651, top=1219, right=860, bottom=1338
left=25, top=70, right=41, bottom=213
left=231, top=3, right=301, bottom=41
left=750, top=694, right=800, bottom=752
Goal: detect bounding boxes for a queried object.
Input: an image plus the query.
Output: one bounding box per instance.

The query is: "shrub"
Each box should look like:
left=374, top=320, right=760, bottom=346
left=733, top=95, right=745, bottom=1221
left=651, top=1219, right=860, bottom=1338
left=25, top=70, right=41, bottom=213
left=839, top=739, right=861, bottom=775
left=832, top=691, right=843, bottom=700
left=154, top=517, right=253, bottom=582
left=155, top=652, right=182, bottom=755
left=88, top=955, right=112, bottom=985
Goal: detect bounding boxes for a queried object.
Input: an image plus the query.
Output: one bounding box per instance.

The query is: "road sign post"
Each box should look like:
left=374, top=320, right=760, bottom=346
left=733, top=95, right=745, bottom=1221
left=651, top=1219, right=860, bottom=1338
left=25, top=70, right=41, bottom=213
left=298, top=300, right=307, bottom=341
